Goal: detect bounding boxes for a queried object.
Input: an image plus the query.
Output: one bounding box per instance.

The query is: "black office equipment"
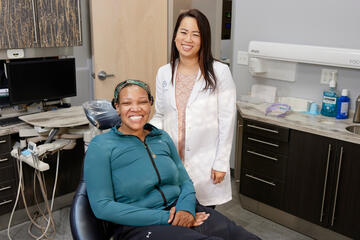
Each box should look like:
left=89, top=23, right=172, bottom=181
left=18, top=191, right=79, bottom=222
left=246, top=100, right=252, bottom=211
left=0, top=116, right=23, bottom=127
left=6, top=58, right=77, bottom=105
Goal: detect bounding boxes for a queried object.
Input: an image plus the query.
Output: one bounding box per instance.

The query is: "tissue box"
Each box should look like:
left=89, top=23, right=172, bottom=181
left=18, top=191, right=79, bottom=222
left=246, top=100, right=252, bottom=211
left=278, top=97, right=312, bottom=112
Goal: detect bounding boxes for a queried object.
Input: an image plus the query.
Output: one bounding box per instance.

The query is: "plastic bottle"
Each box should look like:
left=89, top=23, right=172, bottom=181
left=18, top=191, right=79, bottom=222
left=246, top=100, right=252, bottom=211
left=336, top=89, right=350, bottom=119
left=320, top=73, right=337, bottom=117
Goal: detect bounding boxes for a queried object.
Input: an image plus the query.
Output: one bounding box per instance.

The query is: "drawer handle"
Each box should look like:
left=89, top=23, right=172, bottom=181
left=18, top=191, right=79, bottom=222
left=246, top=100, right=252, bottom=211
left=320, top=144, right=331, bottom=222
left=248, top=137, right=279, bottom=147
left=247, top=150, right=278, bottom=162
left=0, top=186, right=11, bottom=192
left=0, top=199, right=12, bottom=206
left=331, top=146, right=343, bottom=226
left=247, top=124, right=279, bottom=134
left=245, top=174, right=276, bottom=186
left=0, top=140, right=7, bottom=144
left=0, top=158, right=9, bottom=162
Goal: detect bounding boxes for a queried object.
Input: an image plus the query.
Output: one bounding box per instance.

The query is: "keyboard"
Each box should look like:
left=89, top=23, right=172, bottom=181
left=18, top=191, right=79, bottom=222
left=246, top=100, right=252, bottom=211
left=0, top=117, right=23, bottom=127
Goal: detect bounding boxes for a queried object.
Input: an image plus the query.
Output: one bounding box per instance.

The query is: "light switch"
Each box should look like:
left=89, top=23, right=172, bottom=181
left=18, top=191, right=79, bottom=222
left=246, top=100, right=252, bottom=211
left=237, top=51, right=248, bottom=65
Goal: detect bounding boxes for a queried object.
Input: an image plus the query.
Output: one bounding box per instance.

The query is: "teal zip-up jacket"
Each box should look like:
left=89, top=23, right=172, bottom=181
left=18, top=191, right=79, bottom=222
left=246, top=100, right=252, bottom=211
left=84, top=123, right=196, bottom=226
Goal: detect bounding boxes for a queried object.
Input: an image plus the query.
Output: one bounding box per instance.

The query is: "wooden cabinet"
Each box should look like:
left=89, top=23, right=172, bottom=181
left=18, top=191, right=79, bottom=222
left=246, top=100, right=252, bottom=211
left=36, top=0, right=82, bottom=47
left=284, top=130, right=360, bottom=239
left=326, top=140, right=360, bottom=239
left=0, top=0, right=37, bottom=49
left=239, top=118, right=360, bottom=239
left=239, top=119, right=289, bottom=209
left=0, top=135, right=17, bottom=215
left=0, top=0, right=82, bottom=49
left=284, top=131, right=336, bottom=226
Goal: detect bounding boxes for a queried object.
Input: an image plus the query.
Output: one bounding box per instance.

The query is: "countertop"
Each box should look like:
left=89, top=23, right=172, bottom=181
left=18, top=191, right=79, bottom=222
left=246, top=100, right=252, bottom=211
left=0, top=106, right=89, bottom=136
left=237, top=101, right=360, bottom=145
left=19, top=106, right=88, bottom=128
left=0, top=122, right=32, bottom=136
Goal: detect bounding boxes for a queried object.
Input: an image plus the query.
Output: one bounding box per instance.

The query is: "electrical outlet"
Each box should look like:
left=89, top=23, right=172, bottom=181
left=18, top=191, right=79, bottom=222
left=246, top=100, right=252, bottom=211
left=7, top=49, right=24, bottom=59
left=320, top=69, right=337, bottom=85
left=237, top=51, right=248, bottom=65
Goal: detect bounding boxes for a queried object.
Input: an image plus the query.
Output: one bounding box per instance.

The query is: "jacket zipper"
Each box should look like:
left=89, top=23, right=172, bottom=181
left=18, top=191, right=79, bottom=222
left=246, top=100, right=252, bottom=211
left=144, top=141, right=168, bottom=207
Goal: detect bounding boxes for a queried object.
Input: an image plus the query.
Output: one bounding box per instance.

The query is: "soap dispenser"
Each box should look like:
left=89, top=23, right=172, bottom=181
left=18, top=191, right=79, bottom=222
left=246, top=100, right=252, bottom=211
left=320, top=73, right=338, bottom=117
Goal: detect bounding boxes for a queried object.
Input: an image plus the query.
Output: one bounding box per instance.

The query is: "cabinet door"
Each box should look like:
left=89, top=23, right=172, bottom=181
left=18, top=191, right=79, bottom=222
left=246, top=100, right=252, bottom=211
left=329, top=141, right=360, bottom=239
left=0, top=0, right=38, bottom=49
left=36, top=0, right=82, bottom=47
left=284, top=130, right=336, bottom=226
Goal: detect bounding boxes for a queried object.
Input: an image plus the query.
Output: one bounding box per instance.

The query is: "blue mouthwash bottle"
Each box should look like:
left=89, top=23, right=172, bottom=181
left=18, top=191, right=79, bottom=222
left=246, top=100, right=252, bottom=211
left=320, top=74, right=337, bottom=117
left=336, top=89, right=350, bottom=119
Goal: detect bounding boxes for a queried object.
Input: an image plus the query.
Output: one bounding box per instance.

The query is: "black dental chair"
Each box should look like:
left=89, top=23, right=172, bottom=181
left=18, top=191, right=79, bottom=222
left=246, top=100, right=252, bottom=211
left=70, top=100, right=121, bottom=240
left=70, top=176, right=115, bottom=240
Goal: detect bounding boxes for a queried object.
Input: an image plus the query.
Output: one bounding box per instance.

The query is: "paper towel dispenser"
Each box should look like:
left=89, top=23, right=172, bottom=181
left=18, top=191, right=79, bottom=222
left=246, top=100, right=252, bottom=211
left=248, top=41, right=360, bottom=69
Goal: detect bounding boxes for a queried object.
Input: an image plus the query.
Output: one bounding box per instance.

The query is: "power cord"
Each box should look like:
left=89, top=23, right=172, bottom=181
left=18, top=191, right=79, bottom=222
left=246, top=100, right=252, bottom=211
left=7, top=149, right=60, bottom=240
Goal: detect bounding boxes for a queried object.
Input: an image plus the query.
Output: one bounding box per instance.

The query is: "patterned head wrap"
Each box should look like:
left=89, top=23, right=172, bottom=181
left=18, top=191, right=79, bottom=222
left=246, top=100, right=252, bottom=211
left=112, top=79, right=153, bottom=108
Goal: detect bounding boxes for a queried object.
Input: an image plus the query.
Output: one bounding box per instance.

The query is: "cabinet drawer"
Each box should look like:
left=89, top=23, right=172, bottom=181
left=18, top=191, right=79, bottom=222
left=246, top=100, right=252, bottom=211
left=243, top=133, right=289, bottom=155
left=0, top=153, right=13, bottom=169
left=0, top=135, right=11, bottom=153
left=240, top=169, right=283, bottom=209
left=0, top=193, right=15, bottom=215
left=244, top=119, right=289, bottom=142
left=0, top=165, right=16, bottom=182
left=242, top=146, right=286, bottom=181
left=0, top=179, right=17, bottom=196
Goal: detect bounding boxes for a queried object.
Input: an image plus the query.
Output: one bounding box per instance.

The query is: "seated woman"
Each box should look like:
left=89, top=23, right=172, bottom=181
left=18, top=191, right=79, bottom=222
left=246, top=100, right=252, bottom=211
left=84, top=79, right=260, bottom=240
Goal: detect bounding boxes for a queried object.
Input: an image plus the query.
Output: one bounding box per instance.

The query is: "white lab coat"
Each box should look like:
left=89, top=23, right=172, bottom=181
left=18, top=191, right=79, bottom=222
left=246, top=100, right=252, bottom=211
left=150, top=61, right=236, bottom=206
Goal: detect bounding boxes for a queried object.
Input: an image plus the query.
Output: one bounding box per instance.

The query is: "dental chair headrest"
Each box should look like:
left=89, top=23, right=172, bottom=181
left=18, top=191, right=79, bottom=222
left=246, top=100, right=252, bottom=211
left=82, top=100, right=121, bottom=130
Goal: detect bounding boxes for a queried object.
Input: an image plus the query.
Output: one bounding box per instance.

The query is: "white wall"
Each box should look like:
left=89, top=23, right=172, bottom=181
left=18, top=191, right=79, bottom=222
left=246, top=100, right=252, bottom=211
left=221, top=39, right=232, bottom=60
left=192, top=0, right=223, bottom=59
left=71, top=0, right=93, bottom=106
left=231, top=0, right=360, bottom=110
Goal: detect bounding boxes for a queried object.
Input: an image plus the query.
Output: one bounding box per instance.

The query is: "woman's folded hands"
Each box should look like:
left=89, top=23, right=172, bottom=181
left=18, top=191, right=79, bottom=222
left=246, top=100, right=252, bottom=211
left=168, top=207, right=210, bottom=227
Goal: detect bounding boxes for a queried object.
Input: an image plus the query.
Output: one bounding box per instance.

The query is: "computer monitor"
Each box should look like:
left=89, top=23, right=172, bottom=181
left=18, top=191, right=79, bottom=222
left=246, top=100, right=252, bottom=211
left=6, top=58, right=77, bottom=105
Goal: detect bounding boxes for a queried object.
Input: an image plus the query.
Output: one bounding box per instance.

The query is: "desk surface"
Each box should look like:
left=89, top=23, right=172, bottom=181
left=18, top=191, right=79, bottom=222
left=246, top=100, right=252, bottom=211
left=19, top=106, right=88, bottom=128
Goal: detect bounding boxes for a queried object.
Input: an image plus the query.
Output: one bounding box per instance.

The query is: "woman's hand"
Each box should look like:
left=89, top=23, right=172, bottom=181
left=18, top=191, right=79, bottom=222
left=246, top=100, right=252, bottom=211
left=193, top=211, right=210, bottom=226
left=168, top=207, right=210, bottom=227
left=211, top=169, right=226, bottom=184
left=168, top=207, right=176, bottom=223
left=171, top=210, right=195, bottom=227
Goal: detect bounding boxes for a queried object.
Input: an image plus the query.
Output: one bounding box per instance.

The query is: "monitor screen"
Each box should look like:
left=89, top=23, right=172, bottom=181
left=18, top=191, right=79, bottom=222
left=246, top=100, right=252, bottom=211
left=7, top=58, right=76, bottom=105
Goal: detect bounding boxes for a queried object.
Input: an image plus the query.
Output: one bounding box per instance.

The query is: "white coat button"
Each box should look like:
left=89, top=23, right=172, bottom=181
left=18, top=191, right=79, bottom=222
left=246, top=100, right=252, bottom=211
left=186, top=146, right=190, bottom=151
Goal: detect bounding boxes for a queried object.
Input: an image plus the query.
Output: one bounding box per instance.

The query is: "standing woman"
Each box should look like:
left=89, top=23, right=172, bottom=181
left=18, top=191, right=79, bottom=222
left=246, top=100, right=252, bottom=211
left=151, top=9, right=236, bottom=207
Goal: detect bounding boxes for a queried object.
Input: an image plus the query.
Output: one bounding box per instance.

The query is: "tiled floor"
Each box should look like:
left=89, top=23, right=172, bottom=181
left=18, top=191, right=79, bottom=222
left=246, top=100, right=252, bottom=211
left=0, top=180, right=313, bottom=240
left=216, top=181, right=313, bottom=240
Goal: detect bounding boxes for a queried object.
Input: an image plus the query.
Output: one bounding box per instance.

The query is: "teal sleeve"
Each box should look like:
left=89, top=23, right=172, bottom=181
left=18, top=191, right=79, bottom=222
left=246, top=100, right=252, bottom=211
left=84, top=139, right=170, bottom=226
left=163, top=133, right=196, bottom=217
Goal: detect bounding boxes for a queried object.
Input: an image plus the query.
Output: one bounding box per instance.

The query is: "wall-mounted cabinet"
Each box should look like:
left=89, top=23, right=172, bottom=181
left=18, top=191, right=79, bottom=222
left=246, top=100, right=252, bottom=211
left=0, top=0, right=82, bottom=50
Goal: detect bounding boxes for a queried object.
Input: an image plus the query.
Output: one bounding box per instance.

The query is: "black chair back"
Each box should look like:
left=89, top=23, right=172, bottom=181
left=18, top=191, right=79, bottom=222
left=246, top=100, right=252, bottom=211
left=70, top=178, right=115, bottom=240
